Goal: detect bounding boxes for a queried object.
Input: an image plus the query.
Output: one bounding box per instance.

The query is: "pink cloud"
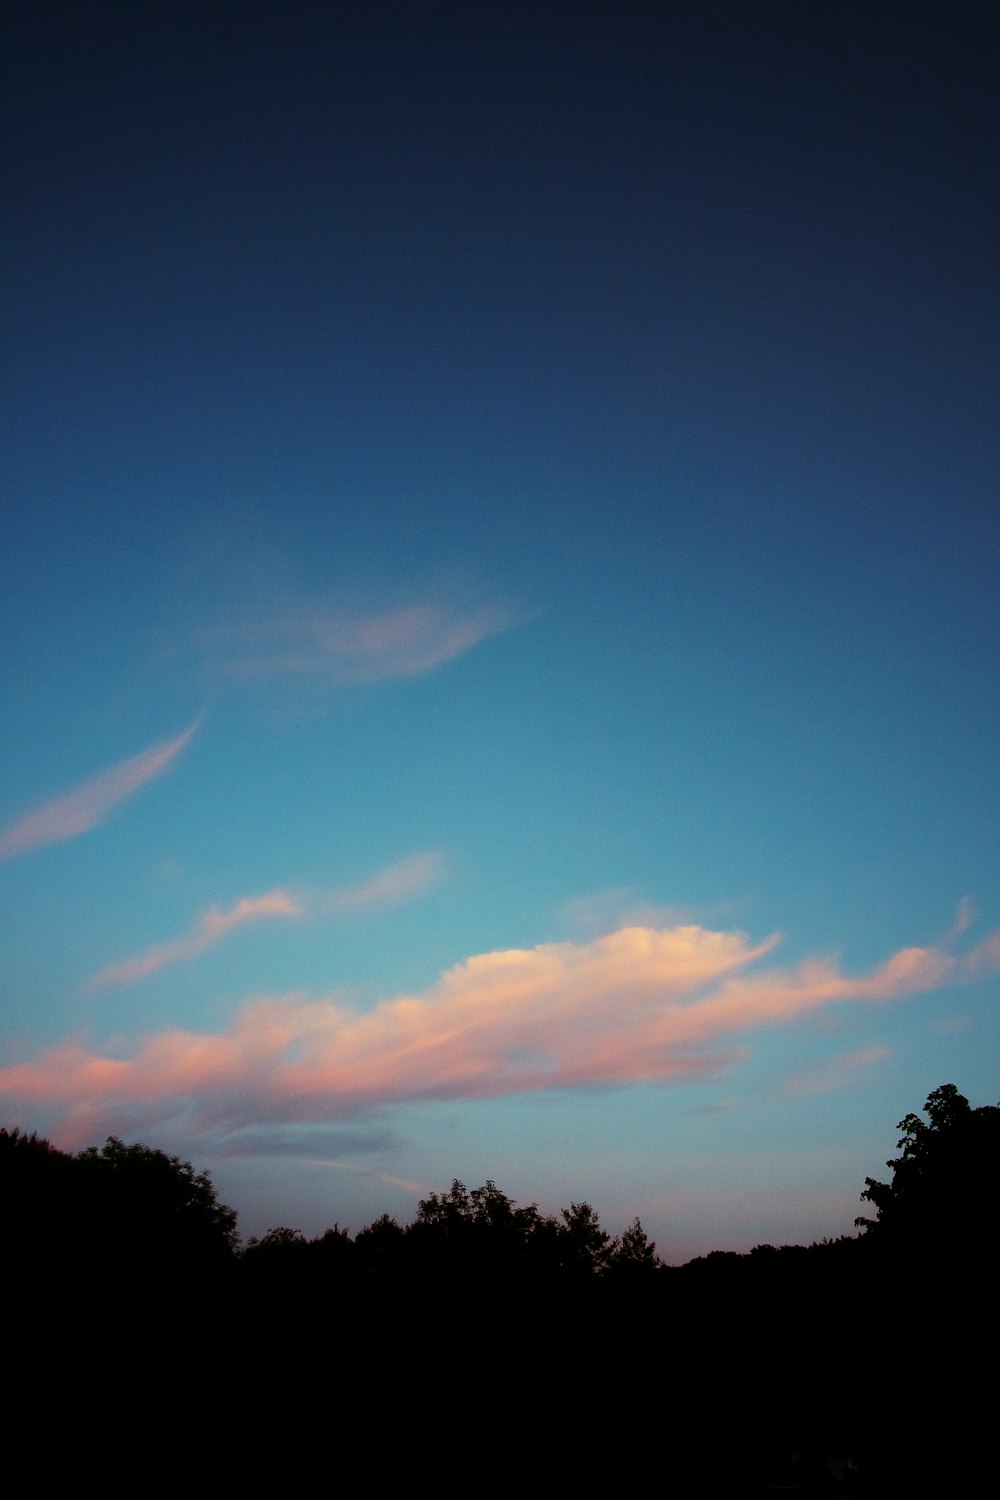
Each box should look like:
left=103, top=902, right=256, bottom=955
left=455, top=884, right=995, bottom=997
left=87, top=853, right=446, bottom=989
left=944, top=895, right=975, bottom=942
left=0, top=724, right=197, bottom=862
left=329, top=851, right=447, bottom=911
left=87, top=889, right=302, bottom=990
left=785, top=1044, right=891, bottom=1095
left=201, top=598, right=521, bottom=687
left=6, top=921, right=997, bottom=1147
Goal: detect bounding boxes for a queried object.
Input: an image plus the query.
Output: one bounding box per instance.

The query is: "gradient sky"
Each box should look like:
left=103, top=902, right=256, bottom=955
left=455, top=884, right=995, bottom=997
left=3, top=1, right=998, bottom=1260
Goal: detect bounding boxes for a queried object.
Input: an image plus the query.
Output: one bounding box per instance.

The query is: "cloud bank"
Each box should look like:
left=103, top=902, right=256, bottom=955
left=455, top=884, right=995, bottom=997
left=6, top=922, right=997, bottom=1147
left=87, top=852, right=446, bottom=989
left=0, top=724, right=197, bottom=862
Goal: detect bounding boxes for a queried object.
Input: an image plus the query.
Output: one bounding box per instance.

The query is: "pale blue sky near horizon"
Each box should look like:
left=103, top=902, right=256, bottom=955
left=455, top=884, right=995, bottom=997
left=2, top=1, right=998, bottom=1259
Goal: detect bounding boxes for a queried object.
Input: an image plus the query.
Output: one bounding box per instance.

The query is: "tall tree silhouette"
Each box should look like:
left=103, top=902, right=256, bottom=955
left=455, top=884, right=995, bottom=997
left=856, top=1083, right=999, bottom=1263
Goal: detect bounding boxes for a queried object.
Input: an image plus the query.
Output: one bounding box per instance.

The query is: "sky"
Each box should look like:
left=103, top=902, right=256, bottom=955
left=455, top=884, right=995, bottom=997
left=2, top=0, right=998, bottom=1261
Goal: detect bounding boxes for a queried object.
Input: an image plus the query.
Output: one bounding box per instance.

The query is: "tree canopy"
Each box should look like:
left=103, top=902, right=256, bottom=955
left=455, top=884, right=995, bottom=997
left=76, top=1135, right=239, bottom=1263
left=856, top=1083, right=1000, bottom=1258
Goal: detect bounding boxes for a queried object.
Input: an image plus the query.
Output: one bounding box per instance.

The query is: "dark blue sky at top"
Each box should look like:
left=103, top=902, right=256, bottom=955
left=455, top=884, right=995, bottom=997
left=2, top=2, right=998, bottom=1248
left=7, top=1, right=996, bottom=564
left=7, top=1, right=997, bottom=889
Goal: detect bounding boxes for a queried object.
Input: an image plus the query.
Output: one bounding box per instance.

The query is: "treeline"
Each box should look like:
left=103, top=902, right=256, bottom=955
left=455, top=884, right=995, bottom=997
left=5, top=1082, right=996, bottom=1287
left=0, top=1121, right=867, bottom=1305
left=4, top=1086, right=997, bottom=1496
left=241, top=1180, right=662, bottom=1291
left=1, top=1125, right=661, bottom=1288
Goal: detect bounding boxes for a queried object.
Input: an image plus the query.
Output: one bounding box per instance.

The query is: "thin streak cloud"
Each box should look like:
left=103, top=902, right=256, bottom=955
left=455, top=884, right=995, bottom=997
left=328, top=850, right=447, bottom=911
left=87, top=852, right=447, bottom=989
left=0, top=724, right=197, bottom=863
left=200, top=598, right=522, bottom=688
left=785, top=1044, right=891, bottom=1095
left=944, top=896, right=975, bottom=942
left=87, top=889, right=302, bottom=990
left=5, top=922, right=997, bottom=1148
left=301, top=1160, right=431, bottom=1196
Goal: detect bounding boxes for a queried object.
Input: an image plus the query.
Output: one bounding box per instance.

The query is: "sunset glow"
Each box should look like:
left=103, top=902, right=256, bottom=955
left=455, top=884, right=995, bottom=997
left=3, top=2, right=997, bottom=1257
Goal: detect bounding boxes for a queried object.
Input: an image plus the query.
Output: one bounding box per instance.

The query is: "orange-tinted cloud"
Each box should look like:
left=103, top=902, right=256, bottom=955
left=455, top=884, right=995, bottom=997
left=6, top=922, right=997, bottom=1147
left=0, top=724, right=197, bottom=862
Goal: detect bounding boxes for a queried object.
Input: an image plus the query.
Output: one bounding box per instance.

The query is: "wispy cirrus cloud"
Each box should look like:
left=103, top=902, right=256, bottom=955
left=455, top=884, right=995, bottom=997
left=300, top=1160, right=432, bottom=1196
left=87, top=889, right=302, bottom=990
left=785, top=1044, right=891, bottom=1095
left=0, top=723, right=197, bottom=863
left=198, top=596, right=522, bottom=688
left=87, top=852, right=447, bottom=990
left=7, top=921, right=998, bottom=1148
left=327, top=850, right=447, bottom=911
left=944, top=895, right=975, bottom=942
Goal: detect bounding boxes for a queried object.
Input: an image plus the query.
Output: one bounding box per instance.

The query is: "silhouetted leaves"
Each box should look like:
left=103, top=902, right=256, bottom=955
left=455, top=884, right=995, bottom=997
left=559, top=1199, right=613, bottom=1276
left=610, top=1215, right=660, bottom=1275
left=856, top=1083, right=1000, bottom=1264
left=76, top=1134, right=239, bottom=1267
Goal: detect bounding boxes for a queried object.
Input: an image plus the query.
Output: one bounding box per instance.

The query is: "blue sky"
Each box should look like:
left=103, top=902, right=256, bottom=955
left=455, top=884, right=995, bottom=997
left=2, top=1, right=998, bottom=1259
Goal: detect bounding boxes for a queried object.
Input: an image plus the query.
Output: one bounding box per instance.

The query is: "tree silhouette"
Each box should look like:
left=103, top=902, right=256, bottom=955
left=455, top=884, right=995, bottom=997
left=856, top=1083, right=999, bottom=1262
left=559, top=1199, right=613, bottom=1276
left=354, top=1211, right=406, bottom=1267
left=610, top=1215, right=660, bottom=1275
left=243, top=1224, right=308, bottom=1254
left=76, top=1135, right=238, bottom=1268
